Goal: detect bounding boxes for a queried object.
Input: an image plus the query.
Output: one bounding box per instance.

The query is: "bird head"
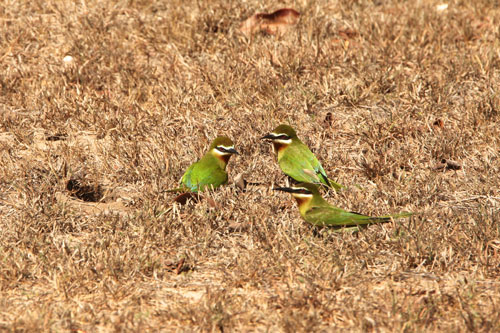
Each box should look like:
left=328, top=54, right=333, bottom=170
left=261, top=124, right=298, bottom=154
left=209, top=136, right=239, bottom=164
left=274, top=182, right=319, bottom=208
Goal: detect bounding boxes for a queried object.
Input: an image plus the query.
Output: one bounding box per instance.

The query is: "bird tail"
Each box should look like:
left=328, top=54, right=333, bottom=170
left=316, top=175, right=345, bottom=192
left=366, top=212, right=413, bottom=223
left=331, top=212, right=413, bottom=233
left=377, top=212, right=413, bottom=220
left=327, top=179, right=345, bottom=191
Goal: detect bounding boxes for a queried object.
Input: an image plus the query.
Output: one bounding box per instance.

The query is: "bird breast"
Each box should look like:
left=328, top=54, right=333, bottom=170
left=215, top=153, right=231, bottom=166
left=273, top=142, right=288, bottom=157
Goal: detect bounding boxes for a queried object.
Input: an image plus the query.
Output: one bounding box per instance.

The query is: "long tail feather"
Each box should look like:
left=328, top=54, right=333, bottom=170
left=364, top=212, right=413, bottom=224
left=378, top=212, right=413, bottom=219
left=328, top=179, right=345, bottom=191
left=331, top=212, right=412, bottom=232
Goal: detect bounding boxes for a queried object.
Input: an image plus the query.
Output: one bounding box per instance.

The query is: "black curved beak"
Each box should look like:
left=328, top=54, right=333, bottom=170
left=261, top=134, right=275, bottom=140
left=227, top=148, right=239, bottom=155
left=273, top=187, right=295, bottom=193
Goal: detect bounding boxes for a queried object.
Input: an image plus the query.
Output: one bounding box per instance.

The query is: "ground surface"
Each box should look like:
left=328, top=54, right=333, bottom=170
left=1, top=0, right=500, bottom=331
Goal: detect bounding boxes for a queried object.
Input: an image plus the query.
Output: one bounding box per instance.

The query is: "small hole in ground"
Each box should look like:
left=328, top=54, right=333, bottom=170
left=66, top=179, right=104, bottom=202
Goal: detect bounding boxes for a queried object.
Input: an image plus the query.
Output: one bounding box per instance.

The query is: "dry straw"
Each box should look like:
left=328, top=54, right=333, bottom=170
left=0, top=0, right=499, bottom=331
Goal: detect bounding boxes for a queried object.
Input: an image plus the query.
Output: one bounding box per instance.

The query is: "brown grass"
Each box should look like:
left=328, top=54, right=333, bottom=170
left=1, top=0, right=500, bottom=331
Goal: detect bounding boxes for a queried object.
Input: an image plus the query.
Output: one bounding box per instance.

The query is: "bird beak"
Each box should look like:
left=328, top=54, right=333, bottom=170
left=227, top=148, right=239, bottom=155
left=261, top=134, right=274, bottom=140
left=273, top=187, right=295, bottom=193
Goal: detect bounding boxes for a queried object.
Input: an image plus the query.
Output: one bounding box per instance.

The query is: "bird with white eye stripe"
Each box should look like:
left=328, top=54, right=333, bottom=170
left=262, top=124, right=344, bottom=191
left=171, top=136, right=239, bottom=192
left=274, top=182, right=412, bottom=231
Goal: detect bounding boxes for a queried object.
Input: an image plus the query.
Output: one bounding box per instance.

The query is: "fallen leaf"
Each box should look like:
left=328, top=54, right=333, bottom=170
left=205, top=196, right=218, bottom=209
left=227, top=222, right=250, bottom=232
left=174, top=258, right=185, bottom=275
left=434, top=159, right=462, bottom=171
left=234, top=173, right=247, bottom=191
left=240, top=8, right=300, bottom=37
left=338, top=28, right=359, bottom=40
left=165, top=258, right=188, bottom=275
left=399, top=164, right=413, bottom=171
left=433, top=119, right=444, bottom=128
left=324, top=112, right=333, bottom=128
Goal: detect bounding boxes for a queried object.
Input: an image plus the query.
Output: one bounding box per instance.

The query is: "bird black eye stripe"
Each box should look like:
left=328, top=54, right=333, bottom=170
left=275, top=134, right=291, bottom=140
left=216, top=146, right=235, bottom=153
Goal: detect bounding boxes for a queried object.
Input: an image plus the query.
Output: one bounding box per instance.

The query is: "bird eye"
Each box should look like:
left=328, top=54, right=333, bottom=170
left=277, top=135, right=290, bottom=140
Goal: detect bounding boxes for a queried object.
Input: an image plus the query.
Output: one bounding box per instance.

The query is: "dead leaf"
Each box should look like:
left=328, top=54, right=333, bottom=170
left=205, top=196, right=218, bottom=208
left=240, top=8, right=300, bottom=37
left=174, top=258, right=185, bottom=274
left=399, top=164, right=413, bottom=171
left=234, top=173, right=247, bottom=191
left=165, top=258, right=188, bottom=275
left=338, top=28, right=359, bottom=40
left=227, top=221, right=250, bottom=232
left=324, top=112, right=333, bottom=128
left=434, top=159, right=462, bottom=171
left=433, top=119, right=444, bottom=128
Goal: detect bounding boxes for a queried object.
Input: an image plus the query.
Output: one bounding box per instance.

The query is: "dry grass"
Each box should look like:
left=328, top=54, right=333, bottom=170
left=1, top=0, right=500, bottom=331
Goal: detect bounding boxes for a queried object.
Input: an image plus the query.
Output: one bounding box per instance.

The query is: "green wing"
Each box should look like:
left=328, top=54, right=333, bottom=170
left=180, top=158, right=228, bottom=192
left=180, top=163, right=197, bottom=190
left=279, top=144, right=322, bottom=183
left=304, top=206, right=403, bottom=227
left=307, top=153, right=331, bottom=186
left=279, top=143, right=343, bottom=190
left=304, top=147, right=345, bottom=190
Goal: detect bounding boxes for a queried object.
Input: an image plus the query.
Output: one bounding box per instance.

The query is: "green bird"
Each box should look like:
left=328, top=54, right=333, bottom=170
left=173, top=136, right=238, bottom=192
left=274, top=182, right=412, bottom=231
left=262, top=124, right=343, bottom=191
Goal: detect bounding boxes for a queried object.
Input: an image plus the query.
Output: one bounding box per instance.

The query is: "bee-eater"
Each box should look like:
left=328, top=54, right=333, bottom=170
left=262, top=124, right=343, bottom=191
left=274, top=182, right=411, bottom=230
left=174, top=136, right=238, bottom=192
